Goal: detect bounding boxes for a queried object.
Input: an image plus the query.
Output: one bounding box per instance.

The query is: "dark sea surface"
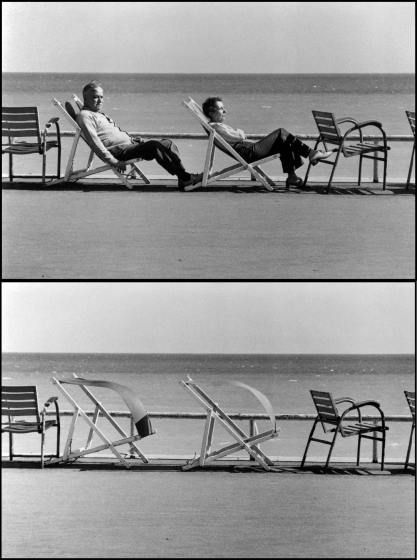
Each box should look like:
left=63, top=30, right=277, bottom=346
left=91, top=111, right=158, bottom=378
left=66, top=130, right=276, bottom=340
left=2, top=352, right=414, bottom=460
left=2, top=73, right=415, bottom=180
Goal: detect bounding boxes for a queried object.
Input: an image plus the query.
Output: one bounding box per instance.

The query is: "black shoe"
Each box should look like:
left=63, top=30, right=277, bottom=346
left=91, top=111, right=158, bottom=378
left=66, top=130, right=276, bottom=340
left=178, top=173, right=203, bottom=191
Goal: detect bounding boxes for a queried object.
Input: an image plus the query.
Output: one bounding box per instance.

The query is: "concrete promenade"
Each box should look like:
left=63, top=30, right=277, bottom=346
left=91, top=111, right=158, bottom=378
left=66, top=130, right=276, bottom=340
left=2, top=180, right=414, bottom=279
left=2, top=459, right=415, bottom=558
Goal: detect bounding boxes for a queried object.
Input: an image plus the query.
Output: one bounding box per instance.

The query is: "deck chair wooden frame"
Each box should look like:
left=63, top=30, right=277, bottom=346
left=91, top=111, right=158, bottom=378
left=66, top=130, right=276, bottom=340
left=182, top=97, right=279, bottom=191
left=50, top=95, right=150, bottom=189
left=303, top=110, right=390, bottom=193
left=2, top=385, right=60, bottom=468
left=405, top=111, right=415, bottom=189
left=404, top=391, right=415, bottom=470
left=181, top=376, right=279, bottom=470
left=51, top=374, right=154, bottom=468
left=2, top=106, right=61, bottom=184
left=301, top=390, right=389, bottom=470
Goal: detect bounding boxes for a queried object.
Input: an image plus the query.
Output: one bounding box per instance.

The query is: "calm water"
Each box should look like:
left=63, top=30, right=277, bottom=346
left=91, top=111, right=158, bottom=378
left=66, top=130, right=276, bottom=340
left=2, top=73, right=415, bottom=180
left=2, top=352, right=414, bottom=460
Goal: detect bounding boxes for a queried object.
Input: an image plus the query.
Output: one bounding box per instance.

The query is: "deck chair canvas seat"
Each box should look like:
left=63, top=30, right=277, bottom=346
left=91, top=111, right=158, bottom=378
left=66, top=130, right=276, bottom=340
left=2, top=106, right=61, bottom=184
left=2, top=385, right=60, bottom=468
left=303, top=110, right=390, bottom=193
left=181, top=376, right=279, bottom=470
left=182, top=97, right=279, bottom=191
left=405, top=110, right=415, bottom=188
left=301, top=390, right=389, bottom=470
left=51, top=95, right=150, bottom=189
left=52, top=374, right=154, bottom=467
left=404, top=391, right=415, bottom=470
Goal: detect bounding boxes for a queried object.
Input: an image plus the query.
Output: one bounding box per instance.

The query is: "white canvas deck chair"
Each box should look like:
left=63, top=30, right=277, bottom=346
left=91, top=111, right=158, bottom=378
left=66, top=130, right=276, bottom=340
left=50, top=95, right=150, bottom=189
left=181, top=376, right=279, bottom=470
left=51, top=374, right=155, bottom=467
left=182, top=97, right=279, bottom=191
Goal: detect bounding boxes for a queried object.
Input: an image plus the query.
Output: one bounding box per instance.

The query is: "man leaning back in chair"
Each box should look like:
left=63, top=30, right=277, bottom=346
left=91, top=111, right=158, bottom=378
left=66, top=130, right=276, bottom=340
left=77, top=81, right=202, bottom=190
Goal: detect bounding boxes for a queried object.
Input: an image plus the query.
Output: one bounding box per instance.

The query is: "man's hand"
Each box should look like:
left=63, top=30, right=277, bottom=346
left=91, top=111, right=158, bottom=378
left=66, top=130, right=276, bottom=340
left=113, top=161, right=127, bottom=173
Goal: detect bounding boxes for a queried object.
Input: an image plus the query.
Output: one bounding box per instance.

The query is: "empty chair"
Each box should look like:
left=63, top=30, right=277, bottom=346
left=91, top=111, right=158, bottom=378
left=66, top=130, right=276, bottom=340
left=2, top=385, right=60, bottom=468
left=182, top=97, right=278, bottom=191
left=51, top=374, right=154, bottom=467
left=181, top=376, right=279, bottom=470
left=404, top=390, right=415, bottom=470
left=303, top=110, right=390, bottom=193
left=301, top=390, right=389, bottom=470
left=51, top=95, right=150, bottom=189
left=405, top=111, right=415, bottom=189
left=2, top=106, right=61, bottom=184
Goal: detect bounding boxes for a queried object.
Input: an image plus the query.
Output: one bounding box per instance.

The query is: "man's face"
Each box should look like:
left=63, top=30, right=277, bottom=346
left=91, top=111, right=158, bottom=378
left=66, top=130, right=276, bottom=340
left=84, top=87, right=104, bottom=112
left=210, top=101, right=227, bottom=123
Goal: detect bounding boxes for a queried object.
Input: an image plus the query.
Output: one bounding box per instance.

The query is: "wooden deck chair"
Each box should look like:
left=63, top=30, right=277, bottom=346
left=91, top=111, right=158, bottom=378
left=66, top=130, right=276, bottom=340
left=404, top=391, right=415, bottom=470
left=405, top=111, right=415, bottom=189
left=50, top=95, right=150, bottom=189
left=303, top=110, right=390, bottom=193
left=51, top=374, right=154, bottom=467
left=2, top=386, right=60, bottom=468
left=301, top=390, right=389, bottom=470
left=181, top=376, right=279, bottom=470
left=2, top=106, right=61, bottom=184
left=182, top=97, right=278, bottom=191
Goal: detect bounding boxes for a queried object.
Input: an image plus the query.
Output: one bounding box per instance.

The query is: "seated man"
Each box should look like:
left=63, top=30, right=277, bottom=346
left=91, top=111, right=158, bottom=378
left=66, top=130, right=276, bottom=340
left=202, top=96, right=333, bottom=187
left=77, top=81, right=201, bottom=190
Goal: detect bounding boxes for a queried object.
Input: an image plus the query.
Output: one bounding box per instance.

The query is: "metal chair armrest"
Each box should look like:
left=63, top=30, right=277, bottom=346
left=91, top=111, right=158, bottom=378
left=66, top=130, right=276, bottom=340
left=42, top=118, right=61, bottom=148
left=42, top=396, right=60, bottom=425
left=334, top=396, right=356, bottom=405
left=335, top=117, right=359, bottom=126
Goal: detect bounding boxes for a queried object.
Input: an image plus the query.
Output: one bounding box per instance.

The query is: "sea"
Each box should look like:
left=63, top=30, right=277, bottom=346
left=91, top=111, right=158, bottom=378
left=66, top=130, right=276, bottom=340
left=2, top=72, right=415, bottom=181
left=2, top=352, right=414, bottom=461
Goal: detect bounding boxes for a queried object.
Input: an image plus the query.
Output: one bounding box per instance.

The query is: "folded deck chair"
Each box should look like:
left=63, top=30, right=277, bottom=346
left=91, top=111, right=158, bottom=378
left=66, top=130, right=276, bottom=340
left=182, top=97, right=279, bottom=191
left=181, top=376, right=279, bottom=470
left=405, top=110, right=415, bottom=189
left=51, top=374, right=154, bottom=467
left=50, top=95, right=150, bottom=189
left=404, top=391, right=415, bottom=470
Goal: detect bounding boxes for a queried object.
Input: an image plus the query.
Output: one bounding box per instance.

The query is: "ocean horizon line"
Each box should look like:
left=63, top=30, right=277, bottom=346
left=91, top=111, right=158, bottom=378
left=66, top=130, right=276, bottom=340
left=3, top=71, right=415, bottom=76
left=2, top=351, right=414, bottom=356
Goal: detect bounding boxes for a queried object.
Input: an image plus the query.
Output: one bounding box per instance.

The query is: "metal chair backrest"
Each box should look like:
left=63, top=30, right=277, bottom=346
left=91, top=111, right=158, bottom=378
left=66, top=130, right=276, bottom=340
left=2, top=386, right=40, bottom=424
left=406, top=111, right=415, bottom=136
left=2, top=107, right=41, bottom=146
left=312, top=110, right=342, bottom=146
left=404, top=391, right=415, bottom=423
left=310, top=390, right=339, bottom=432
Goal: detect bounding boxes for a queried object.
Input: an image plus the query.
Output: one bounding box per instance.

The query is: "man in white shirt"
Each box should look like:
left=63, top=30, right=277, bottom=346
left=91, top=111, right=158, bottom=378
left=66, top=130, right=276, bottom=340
left=77, top=81, right=201, bottom=190
left=202, top=96, right=332, bottom=187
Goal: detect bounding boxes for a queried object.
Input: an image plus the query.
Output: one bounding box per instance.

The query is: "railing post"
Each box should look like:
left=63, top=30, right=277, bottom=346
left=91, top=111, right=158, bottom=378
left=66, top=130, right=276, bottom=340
left=373, top=140, right=379, bottom=183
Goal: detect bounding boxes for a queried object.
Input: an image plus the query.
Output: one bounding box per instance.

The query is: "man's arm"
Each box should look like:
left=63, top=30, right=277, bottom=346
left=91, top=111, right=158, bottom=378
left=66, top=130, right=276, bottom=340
left=211, top=122, right=246, bottom=144
left=77, top=111, right=121, bottom=167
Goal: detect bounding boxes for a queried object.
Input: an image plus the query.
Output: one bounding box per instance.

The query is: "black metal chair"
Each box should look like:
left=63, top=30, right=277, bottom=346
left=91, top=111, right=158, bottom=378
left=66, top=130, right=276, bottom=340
left=404, top=390, right=415, bottom=470
left=301, top=390, right=388, bottom=470
left=405, top=111, right=415, bottom=189
left=2, top=386, right=60, bottom=468
left=2, top=107, right=61, bottom=183
left=303, top=110, right=390, bottom=193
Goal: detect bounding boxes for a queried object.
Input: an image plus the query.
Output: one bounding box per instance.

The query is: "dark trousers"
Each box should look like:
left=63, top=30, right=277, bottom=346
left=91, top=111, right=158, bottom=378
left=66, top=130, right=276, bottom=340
left=111, top=138, right=187, bottom=178
left=234, top=128, right=312, bottom=173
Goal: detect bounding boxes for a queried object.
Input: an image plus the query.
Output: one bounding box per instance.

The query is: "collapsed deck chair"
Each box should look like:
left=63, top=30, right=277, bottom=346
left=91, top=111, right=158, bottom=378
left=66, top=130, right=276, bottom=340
left=303, top=110, right=390, bottom=193
left=2, top=106, right=61, bottom=184
left=182, top=97, right=278, bottom=191
left=404, top=391, right=415, bottom=470
left=51, top=374, right=154, bottom=467
left=51, top=95, right=150, bottom=189
left=181, top=376, right=279, bottom=470
left=301, top=390, right=389, bottom=470
left=1, top=385, right=60, bottom=468
left=405, top=110, right=415, bottom=189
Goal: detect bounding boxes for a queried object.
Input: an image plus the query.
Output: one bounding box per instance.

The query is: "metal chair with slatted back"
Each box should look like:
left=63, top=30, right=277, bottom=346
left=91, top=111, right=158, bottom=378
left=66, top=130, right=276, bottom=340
left=405, top=111, right=415, bottom=189
left=1, top=386, right=60, bottom=468
left=404, top=391, right=415, bottom=470
left=2, top=107, right=61, bottom=184
left=303, top=110, right=390, bottom=193
left=301, top=390, right=389, bottom=470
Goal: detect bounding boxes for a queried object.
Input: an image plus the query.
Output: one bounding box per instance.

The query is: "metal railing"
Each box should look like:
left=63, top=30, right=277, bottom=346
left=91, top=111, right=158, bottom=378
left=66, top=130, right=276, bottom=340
left=53, top=131, right=414, bottom=184
left=53, top=409, right=412, bottom=463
